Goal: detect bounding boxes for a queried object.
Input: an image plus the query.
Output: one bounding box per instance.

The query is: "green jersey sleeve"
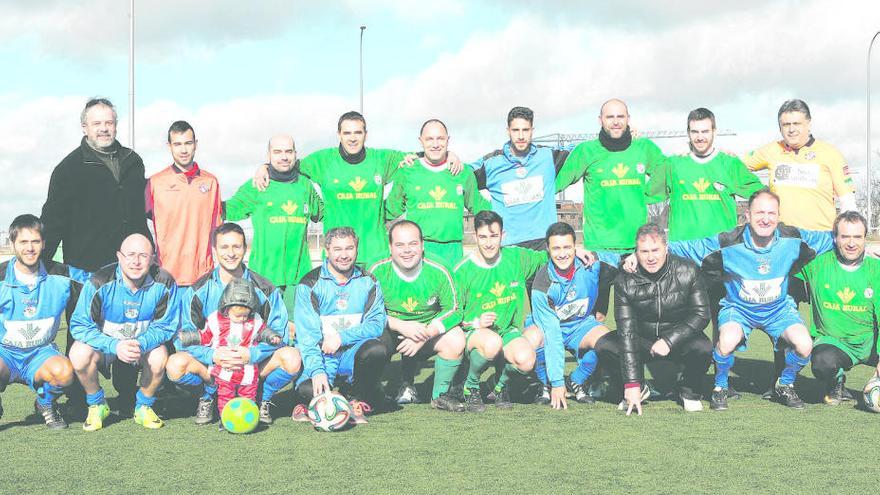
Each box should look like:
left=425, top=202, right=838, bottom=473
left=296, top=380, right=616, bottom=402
left=433, top=263, right=463, bottom=331
left=724, top=154, right=764, bottom=198
left=308, top=180, right=324, bottom=222
left=384, top=170, right=407, bottom=220
left=643, top=139, right=668, bottom=204
left=463, top=169, right=491, bottom=214
left=517, top=247, right=549, bottom=280
left=555, top=142, right=591, bottom=192
left=225, top=180, right=258, bottom=221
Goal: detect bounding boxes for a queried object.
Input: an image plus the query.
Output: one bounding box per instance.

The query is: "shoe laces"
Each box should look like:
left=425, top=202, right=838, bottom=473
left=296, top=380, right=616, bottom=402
left=292, top=404, right=307, bottom=416
left=351, top=400, right=373, bottom=416
left=196, top=399, right=214, bottom=416
left=261, top=400, right=274, bottom=412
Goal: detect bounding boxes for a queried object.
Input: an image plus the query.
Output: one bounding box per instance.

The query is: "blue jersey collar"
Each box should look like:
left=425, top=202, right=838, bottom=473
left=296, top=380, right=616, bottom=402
left=503, top=141, right=538, bottom=163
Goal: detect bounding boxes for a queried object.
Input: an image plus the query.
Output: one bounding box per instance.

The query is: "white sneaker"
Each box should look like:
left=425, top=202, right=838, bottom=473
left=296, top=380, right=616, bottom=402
left=395, top=384, right=419, bottom=404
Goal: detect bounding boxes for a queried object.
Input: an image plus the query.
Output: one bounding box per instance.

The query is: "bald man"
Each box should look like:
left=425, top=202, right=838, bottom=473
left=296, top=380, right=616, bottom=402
left=70, top=234, right=181, bottom=431
left=225, top=134, right=323, bottom=292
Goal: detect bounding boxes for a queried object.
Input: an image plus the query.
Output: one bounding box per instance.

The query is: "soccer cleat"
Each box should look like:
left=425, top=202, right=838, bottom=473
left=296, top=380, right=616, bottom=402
left=430, top=393, right=466, bottom=412
left=395, top=384, right=420, bottom=405
left=760, top=387, right=774, bottom=401
left=566, top=376, right=595, bottom=404
left=349, top=400, right=373, bottom=425
left=194, top=397, right=216, bottom=425
left=587, top=376, right=610, bottom=400
left=82, top=403, right=111, bottom=431
left=534, top=385, right=551, bottom=405
left=291, top=404, right=310, bottom=422
left=494, top=387, right=513, bottom=409
left=826, top=375, right=855, bottom=404
left=727, top=387, right=742, bottom=400
left=463, top=387, right=486, bottom=413
left=774, top=382, right=805, bottom=409
left=259, top=401, right=274, bottom=424
left=134, top=405, right=164, bottom=429
left=679, top=393, right=703, bottom=412
left=35, top=400, right=67, bottom=430
left=710, top=387, right=729, bottom=411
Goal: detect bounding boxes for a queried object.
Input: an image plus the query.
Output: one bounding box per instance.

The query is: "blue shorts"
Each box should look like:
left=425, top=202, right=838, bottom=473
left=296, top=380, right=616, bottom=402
left=526, top=314, right=603, bottom=357
left=297, top=338, right=375, bottom=387
left=0, top=344, right=63, bottom=389
left=718, top=301, right=804, bottom=352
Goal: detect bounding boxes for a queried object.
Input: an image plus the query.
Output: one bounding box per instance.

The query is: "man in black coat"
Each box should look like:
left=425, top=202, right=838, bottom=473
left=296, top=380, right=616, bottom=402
left=600, top=223, right=712, bottom=415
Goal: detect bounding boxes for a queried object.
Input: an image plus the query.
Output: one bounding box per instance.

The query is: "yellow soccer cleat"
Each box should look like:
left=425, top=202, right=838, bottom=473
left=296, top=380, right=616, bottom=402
left=83, top=403, right=111, bottom=432
left=134, top=405, right=165, bottom=429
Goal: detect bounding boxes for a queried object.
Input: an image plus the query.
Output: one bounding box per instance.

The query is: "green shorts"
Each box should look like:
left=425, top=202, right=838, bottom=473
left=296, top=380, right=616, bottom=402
left=465, top=327, right=523, bottom=348
left=424, top=241, right=463, bottom=271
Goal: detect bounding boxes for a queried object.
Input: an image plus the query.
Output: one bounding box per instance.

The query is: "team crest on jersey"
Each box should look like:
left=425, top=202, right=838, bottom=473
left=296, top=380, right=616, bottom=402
left=805, top=151, right=816, bottom=160
left=515, top=166, right=528, bottom=178
left=125, top=307, right=139, bottom=319
left=566, top=289, right=576, bottom=301
left=865, top=288, right=874, bottom=299
left=374, top=175, right=382, bottom=185
left=303, top=203, right=309, bottom=215
left=636, top=163, right=646, bottom=174
left=756, top=258, right=771, bottom=275
left=336, top=294, right=349, bottom=311
left=23, top=305, right=37, bottom=318
left=199, top=183, right=210, bottom=193
left=714, top=182, right=725, bottom=191
left=510, top=281, right=520, bottom=288
left=426, top=296, right=437, bottom=306
left=456, top=185, right=463, bottom=195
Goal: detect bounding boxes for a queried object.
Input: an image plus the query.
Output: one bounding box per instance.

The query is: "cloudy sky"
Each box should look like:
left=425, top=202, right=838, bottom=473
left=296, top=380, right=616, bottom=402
left=1, top=0, right=879, bottom=227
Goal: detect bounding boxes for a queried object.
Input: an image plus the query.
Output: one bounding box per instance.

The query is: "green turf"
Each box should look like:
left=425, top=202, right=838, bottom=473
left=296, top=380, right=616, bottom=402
left=2, top=310, right=879, bottom=494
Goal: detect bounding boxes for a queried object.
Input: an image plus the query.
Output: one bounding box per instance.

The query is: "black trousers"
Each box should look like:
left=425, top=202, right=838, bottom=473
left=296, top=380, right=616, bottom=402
left=296, top=339, right=387, bottom=401
left=810, top=344, right=855, bottom=390
left=380, top=327, right=442, bottom=385
left=596, top=332, right=713, bottom=399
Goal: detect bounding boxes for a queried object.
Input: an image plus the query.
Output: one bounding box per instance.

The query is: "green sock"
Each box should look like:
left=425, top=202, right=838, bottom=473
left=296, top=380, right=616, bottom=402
left=495, top=364, right=526, bottom=392
left=465, top=349, right=491, bottom=391
left=432, top=357, right=462, bottom=400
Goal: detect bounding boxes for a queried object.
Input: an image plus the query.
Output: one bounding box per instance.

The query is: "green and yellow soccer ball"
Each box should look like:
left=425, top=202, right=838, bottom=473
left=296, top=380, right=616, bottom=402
left=221, top=398, right=260, bottom=434
left=863, top=377, right=880, bottom=413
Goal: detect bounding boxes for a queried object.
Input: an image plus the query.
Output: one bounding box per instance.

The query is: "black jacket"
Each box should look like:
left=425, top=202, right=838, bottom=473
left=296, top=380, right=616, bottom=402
left=41, top=138, right=151, bottom=272
left=613, top=254, right=710, bottom=384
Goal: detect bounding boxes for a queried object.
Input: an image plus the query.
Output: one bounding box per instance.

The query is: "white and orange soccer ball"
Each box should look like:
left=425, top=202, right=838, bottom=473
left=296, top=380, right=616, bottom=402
left=308, top=391, right=353, bottom=431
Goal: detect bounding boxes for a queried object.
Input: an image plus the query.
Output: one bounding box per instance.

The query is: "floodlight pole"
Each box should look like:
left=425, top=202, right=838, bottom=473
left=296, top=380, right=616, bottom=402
left=868, top=31, right=880, bottom=233
left=129, top=0, right=135, bottom=149
left=359, top=25, right=366, bottom=113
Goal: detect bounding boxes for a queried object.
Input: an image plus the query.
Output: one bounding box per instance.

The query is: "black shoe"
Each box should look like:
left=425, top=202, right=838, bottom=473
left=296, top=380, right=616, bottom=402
left=463, top=388, right=486, bottom=413
left=774, top=382, right=805, bottom=409
left=727, top=387, right=742, bottom=400
left=431, top=393, right=466, bottom=412
left=34, top=400, right=67, bottom=430
left=395, top=384, right=420, bottom=404
left=761, top=387, right=774, bottom=400
left=194, top=397, right=216, bottom=425
left=494, top=387, right=513, bottom=409
left=566, top=376, right=595, bottom=404
left=836, top=375, right=855, bottom=402
left=259, top=400, right=274, bottom=424
left=710, top=388, right=729, bottom=411
left=534, top=385, right=551, bottom=405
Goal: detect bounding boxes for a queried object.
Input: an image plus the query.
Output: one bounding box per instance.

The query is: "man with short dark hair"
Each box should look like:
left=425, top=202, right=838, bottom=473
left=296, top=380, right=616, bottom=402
left=146, top=120, right=222, bottom=286
left=0, top=214, right=87, bottom=429
left=370, top=220, right=466, bottom=411
left=799, top=211, right=880, bottom=405
left=292, top=227, right=388, bottom=424
left=166, top=222, right=300, bottom=426
left=608, top=223, right=712, bottom=415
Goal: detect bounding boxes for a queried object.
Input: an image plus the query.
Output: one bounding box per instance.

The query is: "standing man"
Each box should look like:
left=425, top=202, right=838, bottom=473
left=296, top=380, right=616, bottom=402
left=370, top=220, right=466, bottom=411
left=744, top=99, right=856, bottom=232
left=41, top=97, right=151, bottom=272
left=226, top=134, right=323, bottom=290
left=69, top=234, right=180, bottom=431
left=385, top=119, right=489, bottom=267
left=146, top=120, right=222, bottom=287
left=292, top=227, right=388, bottom=425
left=470, top=106, right=571, bottom=250
left=165, top=223, right=300, bottom=426
left=528, top=222, right=620, bottom=409
left=667, top=189, right=834, bottom=410
left=800, top=211, right=880, bottom=405
left=454, top=211, right=549, bottom=411
left=609, top=224, right=712, bottom=415
left=0, top=214, right=87, bottom=429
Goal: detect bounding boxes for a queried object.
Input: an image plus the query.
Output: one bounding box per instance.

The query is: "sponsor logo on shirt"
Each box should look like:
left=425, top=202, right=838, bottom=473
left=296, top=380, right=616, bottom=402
left=489, top=282, right=506, bottom=297
left=837, top=287, right=856, bottom=304
left=773, top=163, right=820, bottom=188
left=501, top=176, right=544, bottom=206
left=693, top=178, right=711, bottom=193
left=349, top=177, right=367, bottom=192
left=401, top=297, right=419, bottom=313
left=281, top=201, right=298, bottom=215
left=822, top=286, right=869, bottom=312
left=556, top=298, right=590, bottom=321
left=336, top=176, right=378, bottom=200
left=428, top=186, right=447, bottom=201
left=612, top=163, right=629, bottom=179
left=739, top=277, right=783, bottom=304
left=601, top=163, right=641, bottom=187
left=320, top=313, right=362, bottom=338
left=2, top=316, right=57, bottom=348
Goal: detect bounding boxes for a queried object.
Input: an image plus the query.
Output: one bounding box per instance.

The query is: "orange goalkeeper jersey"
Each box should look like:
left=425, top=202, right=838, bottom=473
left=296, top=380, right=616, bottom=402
left=744, top=137, right=854, bottom=230
left=146, top=163, right=222, bottom=285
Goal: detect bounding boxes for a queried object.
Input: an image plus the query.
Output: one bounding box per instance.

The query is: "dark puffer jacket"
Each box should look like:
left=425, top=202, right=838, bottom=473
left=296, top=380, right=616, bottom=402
left=613, top=254, right=710, bottom=384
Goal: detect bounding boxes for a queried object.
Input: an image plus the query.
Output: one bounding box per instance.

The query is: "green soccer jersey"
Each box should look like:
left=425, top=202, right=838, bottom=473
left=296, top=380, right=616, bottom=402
left=660, top=151, right=763, bottom=241
left=453, top=246, right=547, bottom=335
left=301, top=147, right=406, bottom=265
left=800, top=251, right=880, bottom=363
left=225, top=177, right=322, bottom=287
left=369, top=257, right=462, bottom=331
left=555, top=138, right=666, bottom=251
left=385, top=159, right=490, bottom=243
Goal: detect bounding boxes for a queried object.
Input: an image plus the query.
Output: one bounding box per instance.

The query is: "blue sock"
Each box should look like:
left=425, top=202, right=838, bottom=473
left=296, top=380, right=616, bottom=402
left=713, top=349, right=734, bottom=389
left=534, top=347, right=548, bottom=385
left=779, top=349, right=810, bottom=386
left=36, top=383, right=62, bottom=407
left=570, top=350, right=599, bottom=384
left=201, top=382, right=218, bottom=401
left=135, top=390, right=156, bottom=408
left=86, top=388, right=106, bottom=406
left=176, top=372, right=203, bottom=387
left=261, top=368, right=297, bottom=402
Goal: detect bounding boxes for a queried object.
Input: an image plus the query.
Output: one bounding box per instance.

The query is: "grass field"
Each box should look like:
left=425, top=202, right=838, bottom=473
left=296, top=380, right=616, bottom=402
left=2, top=308, right=879, bottom=495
